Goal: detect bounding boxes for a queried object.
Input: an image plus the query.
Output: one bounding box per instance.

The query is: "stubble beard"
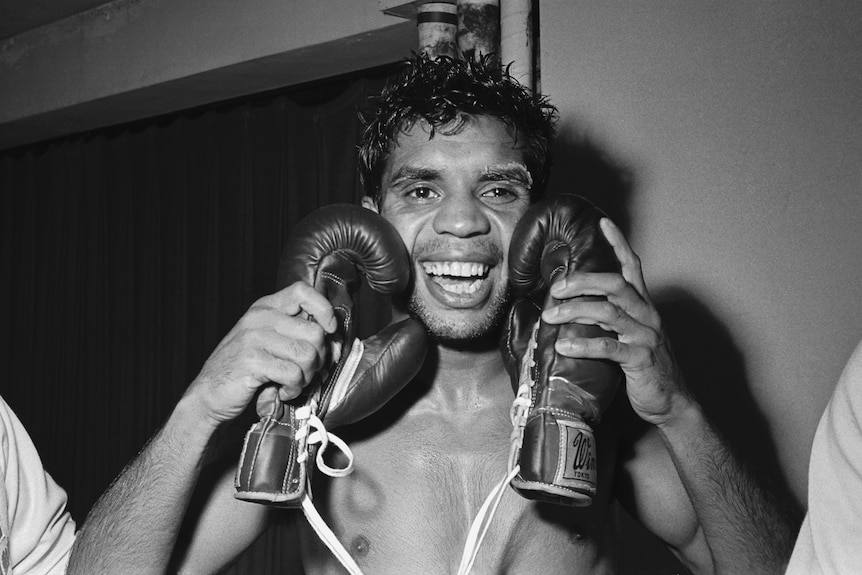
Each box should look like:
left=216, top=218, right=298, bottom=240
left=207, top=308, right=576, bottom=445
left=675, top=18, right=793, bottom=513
left=407, top=282, right=513, bottom=346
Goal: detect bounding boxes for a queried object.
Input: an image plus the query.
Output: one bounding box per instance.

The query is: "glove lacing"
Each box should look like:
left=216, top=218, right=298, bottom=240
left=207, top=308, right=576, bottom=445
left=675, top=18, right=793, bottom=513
left=456, top=325, right=538, bottom=575
left=294, top=326, right=540, bottom=575
left=294, top=338, right=367, bottom=575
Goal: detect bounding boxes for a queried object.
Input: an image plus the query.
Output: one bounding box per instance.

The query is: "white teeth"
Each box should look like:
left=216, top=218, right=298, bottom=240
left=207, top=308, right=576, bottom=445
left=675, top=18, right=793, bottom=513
left=421, top=261, right=490, bottom=296
left=422, top=261, right=489, bottom=278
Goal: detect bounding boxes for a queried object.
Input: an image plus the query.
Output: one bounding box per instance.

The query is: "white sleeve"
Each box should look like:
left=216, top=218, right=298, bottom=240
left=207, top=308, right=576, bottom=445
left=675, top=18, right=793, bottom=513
left=785, top=338, right=862, bottom=575
left=0, top=396, right=76, bottom=575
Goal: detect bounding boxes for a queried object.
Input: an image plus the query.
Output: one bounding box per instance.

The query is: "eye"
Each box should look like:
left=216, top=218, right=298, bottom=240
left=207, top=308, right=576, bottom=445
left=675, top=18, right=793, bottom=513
left=481, top=186, right=522, bottom=204
left=406, top=186, right=439, bottom=201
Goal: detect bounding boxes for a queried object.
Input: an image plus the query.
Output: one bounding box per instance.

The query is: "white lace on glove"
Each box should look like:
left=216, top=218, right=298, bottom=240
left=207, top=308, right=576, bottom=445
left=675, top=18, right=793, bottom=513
left=457, top=325, right=538, bottom=575
left=294, top=338, right=367, bottom=575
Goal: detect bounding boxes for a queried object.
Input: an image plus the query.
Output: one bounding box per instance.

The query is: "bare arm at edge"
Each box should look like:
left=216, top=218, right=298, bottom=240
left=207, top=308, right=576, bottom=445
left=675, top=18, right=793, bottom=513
left=67, top=283, right=337, bottom=574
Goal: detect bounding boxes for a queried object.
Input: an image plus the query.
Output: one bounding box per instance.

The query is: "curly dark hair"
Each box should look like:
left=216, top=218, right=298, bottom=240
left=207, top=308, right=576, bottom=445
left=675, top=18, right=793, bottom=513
left=358, top=53, right=558, bottom=204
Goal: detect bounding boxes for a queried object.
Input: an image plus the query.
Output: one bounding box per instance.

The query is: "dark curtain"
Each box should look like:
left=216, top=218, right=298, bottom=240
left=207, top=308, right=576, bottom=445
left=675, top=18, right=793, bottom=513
left=0, top=69, right=392, bottom=573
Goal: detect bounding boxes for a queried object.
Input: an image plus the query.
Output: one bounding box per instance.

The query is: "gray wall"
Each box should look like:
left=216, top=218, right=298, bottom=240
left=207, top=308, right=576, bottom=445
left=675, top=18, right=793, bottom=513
left=542, top=0, right=862, bottom=504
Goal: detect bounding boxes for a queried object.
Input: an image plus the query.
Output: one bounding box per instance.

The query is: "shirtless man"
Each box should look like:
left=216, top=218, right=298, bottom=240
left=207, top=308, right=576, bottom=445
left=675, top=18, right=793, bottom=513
left=68, top=55, right=798, bottom=574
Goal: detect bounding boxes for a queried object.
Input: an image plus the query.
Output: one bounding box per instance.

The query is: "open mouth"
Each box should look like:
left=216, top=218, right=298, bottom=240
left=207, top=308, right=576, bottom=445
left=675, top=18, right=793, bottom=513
left=421, top=261, right=490, bottom=295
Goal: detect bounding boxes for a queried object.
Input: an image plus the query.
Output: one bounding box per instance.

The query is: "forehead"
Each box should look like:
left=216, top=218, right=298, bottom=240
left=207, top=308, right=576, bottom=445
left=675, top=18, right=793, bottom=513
left=382, top=115, right=525, bottom=180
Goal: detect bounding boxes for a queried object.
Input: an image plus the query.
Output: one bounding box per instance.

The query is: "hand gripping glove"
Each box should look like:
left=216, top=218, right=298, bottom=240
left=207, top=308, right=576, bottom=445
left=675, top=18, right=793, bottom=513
left=235, top=204, right=427, bottom=574
left=236, top=203, right=427, bottom=502
left=502, top=193, right=623, bottom=507
left=457, top=195, right=623, bottom=575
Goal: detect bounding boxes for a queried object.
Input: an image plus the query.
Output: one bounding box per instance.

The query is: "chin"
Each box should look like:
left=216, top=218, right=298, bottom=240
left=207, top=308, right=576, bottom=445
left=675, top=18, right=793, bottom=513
left=408, top=287, right=511, bottom=346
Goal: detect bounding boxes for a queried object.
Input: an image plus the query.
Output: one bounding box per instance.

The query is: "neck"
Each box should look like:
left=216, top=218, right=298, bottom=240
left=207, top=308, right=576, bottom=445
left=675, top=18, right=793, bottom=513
left=389, top=306, right=512, bottom=411
left=417, top=333, right=511, bottom=411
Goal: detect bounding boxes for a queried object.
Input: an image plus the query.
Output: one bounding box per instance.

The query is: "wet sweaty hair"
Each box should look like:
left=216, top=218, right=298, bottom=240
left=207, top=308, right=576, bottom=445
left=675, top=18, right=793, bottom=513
left=358, top=53, right=559, bottom=204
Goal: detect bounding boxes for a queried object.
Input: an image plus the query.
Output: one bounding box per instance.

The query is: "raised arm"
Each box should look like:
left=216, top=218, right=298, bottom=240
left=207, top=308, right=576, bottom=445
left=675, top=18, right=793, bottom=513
left=542, top=217, right=799, bottom=574
left=67, top=282, right=337, bottom=575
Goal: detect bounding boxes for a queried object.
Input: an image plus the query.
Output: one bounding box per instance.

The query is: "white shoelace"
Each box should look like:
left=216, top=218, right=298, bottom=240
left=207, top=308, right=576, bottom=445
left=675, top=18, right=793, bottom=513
left=299, top=327, right=538, bottom=575
left=294, top=406, right=364, bottom=574
left=294, top=338, right=367, bottom=575
left=457, top=327, right=537, bottom=575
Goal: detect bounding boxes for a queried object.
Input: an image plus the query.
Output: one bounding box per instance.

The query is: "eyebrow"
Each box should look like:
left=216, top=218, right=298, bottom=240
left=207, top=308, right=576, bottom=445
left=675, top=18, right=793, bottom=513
left=480, top=163, right=533, bottom=187
left=387, top=162, right=533, bottom=187
left=388, top=165, right=442, bottom=185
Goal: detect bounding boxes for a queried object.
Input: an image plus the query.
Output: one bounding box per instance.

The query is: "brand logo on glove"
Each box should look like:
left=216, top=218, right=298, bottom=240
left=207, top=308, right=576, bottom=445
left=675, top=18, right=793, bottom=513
left=571, top=431, right=595, bottom=474
left=556, top=420, right=597, bottom=490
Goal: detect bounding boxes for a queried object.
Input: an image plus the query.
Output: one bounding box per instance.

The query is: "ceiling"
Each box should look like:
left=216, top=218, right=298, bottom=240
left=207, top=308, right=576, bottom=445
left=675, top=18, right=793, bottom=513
left=0, top=0, right=111, bottom=39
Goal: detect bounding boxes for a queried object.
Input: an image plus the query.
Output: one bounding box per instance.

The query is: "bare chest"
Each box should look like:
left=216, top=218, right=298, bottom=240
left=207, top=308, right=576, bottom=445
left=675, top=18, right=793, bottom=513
left=297, top=403, right=614, bottom=574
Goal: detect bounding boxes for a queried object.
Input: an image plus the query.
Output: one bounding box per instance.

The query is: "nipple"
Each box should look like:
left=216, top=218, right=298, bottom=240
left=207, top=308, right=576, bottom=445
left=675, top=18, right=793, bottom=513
left=351, top=534, right=371, bottom=557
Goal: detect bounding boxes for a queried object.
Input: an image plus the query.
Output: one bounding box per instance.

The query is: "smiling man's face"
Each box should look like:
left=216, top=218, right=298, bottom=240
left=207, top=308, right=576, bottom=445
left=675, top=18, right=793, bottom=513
left=363, top=114, right=533, bottom=344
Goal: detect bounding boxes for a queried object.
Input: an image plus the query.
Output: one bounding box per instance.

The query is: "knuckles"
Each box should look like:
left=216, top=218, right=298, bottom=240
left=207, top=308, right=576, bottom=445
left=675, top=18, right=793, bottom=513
left=300, top=321, right=327, bottom=347
left=606, top=273, right=628, bottom=294
left=280, top=360, right=304, bottom=387
left=592, top=337, right=618, bottom=355
left=189, top=282, right=336, bottom=420
left=286, top=338, right=325, bottom=372
left=595, top=300, right=622, bottom=323
left=641, top=326, right=661, bottom=350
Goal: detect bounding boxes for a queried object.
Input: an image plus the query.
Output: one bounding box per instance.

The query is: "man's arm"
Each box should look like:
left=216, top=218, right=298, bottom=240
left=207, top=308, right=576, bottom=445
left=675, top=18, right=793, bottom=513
left=67, top=397, right=244, bottom=574
left=614, top=403, right=798, bottom=574
left=67, top=282, right=337, bottom=574
left=170, top=453, right=278, bottom=573
left=654, top=397, right=798, bottom=573
left=543, top=218, right=799, bottom=574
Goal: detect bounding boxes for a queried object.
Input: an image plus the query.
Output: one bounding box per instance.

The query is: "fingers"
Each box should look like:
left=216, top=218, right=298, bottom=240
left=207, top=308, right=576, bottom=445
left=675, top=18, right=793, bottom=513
left=200, top=318, right=328, bottom=393
left=190, top=281, right=339, bottom=423
left=546, top=219, right=657, bottom=328
left=599, top=218, right=650, bottom=301
left=546, top=298, right=661, bottom=361
left=544, top=299, right=644, bottom=339
left=546, top=272, right=659, bottom=330
left=553, top=334, right=653, bottom=368
left=258, top=282, right=339, bottom=334
left=549, top=271, right=633, bottom=301
left=539, top=219, right=688, bottom=425
left=237, top=306, right=328, bottom=353
left=255, top=326, right=328, bottom=390
left=233, top=284, right=335, bottom=388
left=541, top=217, right=663, bottom=371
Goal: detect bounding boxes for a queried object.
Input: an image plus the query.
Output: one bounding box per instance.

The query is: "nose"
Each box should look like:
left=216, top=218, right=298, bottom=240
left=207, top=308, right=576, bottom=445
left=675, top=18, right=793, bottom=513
left=432, top=194, right=491, bottom=238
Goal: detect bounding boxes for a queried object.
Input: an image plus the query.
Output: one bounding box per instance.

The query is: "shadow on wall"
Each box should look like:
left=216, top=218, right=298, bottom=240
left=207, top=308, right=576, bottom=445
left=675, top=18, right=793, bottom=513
left=545, top=127, right=634, bottom=235
left=656, top=287, right=801, bottom=510
left=547, top=128, right=800, bottom=574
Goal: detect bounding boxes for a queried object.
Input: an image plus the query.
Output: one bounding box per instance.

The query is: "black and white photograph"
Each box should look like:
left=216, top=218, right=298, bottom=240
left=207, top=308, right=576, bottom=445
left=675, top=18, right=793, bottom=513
left=1, top=1, right=861, bottom=573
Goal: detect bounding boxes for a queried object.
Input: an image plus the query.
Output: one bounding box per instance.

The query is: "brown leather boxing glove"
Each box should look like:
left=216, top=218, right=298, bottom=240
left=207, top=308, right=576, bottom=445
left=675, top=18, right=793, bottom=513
left=502, top=194, right=623, bottom=506
left=235, top=204, right=427, bottom=506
